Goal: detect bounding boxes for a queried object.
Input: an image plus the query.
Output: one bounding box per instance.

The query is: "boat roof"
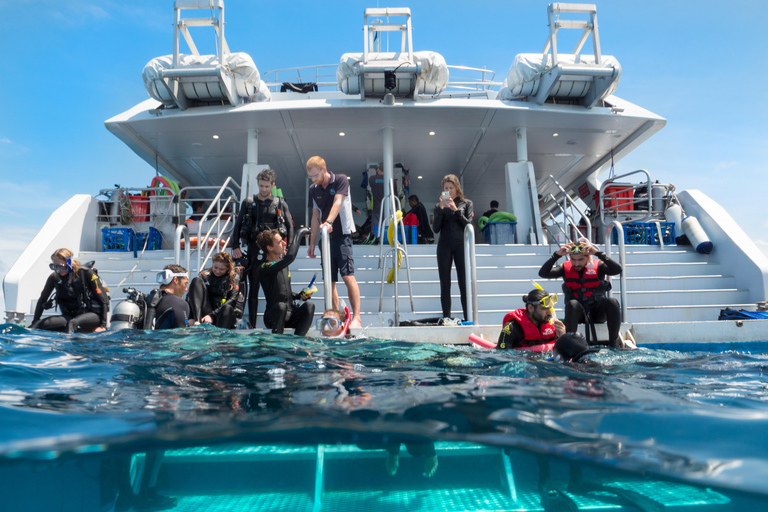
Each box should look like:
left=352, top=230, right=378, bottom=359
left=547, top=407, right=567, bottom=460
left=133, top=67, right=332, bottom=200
left=106, top=91, right=665, bottom=213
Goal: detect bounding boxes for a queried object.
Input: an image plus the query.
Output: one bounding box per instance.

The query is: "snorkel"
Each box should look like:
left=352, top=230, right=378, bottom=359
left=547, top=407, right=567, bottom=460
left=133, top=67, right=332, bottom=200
left=530, top=280, right=556, bottom=322
left=66, top=257, right=73, bottom=274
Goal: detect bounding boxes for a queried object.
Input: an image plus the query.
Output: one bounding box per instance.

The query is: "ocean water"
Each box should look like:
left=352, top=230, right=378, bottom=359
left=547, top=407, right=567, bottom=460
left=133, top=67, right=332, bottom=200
left=1, top=323, right=768, bottom=511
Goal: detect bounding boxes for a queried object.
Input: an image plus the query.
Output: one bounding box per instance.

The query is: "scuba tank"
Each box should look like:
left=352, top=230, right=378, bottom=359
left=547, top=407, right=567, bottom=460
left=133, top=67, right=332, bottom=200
left=110, top=287, right=146, bottom=330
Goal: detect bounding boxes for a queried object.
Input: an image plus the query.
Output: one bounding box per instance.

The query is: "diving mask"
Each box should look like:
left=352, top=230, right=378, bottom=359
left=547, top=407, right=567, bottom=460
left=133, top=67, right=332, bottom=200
left=528, top=294, right=558, bottom=308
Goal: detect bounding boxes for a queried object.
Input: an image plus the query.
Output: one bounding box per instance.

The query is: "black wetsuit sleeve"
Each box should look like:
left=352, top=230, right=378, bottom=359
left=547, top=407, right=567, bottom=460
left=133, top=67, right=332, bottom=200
left=595, top=251, right=623, bottom=277
left=33, top=273, right=57, bottom=323
left=538, top=253, right=565, bottom=279
left=280, top=199, right=294, bottom=249
left=231, top=204, right=247, bottom=248
left=497, top=320, right=526, bottom=349
left=432, top=205, right=446, bottom=234
left=454, top=199, right=473, bottom=228
left=83, top=269, right=110, bottom=328
left=257, top=227, right=307, bottom=277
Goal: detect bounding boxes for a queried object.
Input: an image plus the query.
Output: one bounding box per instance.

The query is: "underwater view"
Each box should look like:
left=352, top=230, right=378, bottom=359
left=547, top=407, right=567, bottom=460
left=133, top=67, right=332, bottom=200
left=1, top=323, right=768, bottom=511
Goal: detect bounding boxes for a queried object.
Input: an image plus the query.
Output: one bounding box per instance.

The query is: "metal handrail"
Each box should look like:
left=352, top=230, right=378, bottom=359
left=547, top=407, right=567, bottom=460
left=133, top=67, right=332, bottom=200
left=377, top=211, right=415, bottom=323
left=546, top=175, right=592, bottom=243
left=96, top=186, right=176, bottom=226
left=544, top=193, right=585, bottom=246
left=320, top=225, right=333, bottom=312
left=463, top=224, right=479, bottom=325
left=173, top=225, right=191, bottom=272
left=599, top=169, right=653, bottom=225
left=604, top=220, right=628, bottom=323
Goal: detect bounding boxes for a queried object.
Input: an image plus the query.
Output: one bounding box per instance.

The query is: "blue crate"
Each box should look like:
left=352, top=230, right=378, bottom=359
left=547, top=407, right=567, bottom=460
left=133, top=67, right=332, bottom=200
left=135, top=227, right=162, bottom=251
left=613, top=222, right=676, bottom=245
left=381, top=224, right=417, bottom=245
left=102, top=228, right=134, bottom=252
left=482, top=221, right=517, bottom=244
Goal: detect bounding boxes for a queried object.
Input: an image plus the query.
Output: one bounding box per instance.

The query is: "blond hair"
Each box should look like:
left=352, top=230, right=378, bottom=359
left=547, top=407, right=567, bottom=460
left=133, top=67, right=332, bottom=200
left=50, top=248, right=81, bottom=282
left=441, top=174, right=465, bottom=202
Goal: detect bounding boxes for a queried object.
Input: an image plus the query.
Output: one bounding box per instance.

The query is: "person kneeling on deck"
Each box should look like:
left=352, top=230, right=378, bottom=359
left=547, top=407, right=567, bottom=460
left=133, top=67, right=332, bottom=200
left=538, top=239, right=623, bottom=347
left=497, top=288, right=564, bottom=349
left=257, top=227, right=315, bottom=336
left=187, top=251, right=243, bottom=329
left=144, top=265, right=191, bottom=330
left=31, top=248, right=110, bottom=334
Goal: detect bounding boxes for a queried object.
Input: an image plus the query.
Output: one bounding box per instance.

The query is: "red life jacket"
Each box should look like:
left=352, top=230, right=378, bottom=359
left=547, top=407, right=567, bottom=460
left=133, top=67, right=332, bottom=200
left=562, top=258, right=605, bottom=302
left=501, top=308, right=557, bottom=346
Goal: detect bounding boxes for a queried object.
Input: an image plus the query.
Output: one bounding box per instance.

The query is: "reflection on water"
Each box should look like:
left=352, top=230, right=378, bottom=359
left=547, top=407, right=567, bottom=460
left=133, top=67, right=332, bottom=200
left=1, top=324, right=768, bottom=510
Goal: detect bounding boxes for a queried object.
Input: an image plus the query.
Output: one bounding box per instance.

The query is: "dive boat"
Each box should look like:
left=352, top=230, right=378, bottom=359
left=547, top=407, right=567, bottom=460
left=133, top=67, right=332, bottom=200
left=3, top=1, right=768, bottom=345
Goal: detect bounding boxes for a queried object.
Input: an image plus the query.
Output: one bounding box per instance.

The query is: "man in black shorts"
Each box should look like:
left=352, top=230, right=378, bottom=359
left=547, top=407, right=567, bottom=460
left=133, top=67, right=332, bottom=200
left=306, top=155, right=362, bottom=329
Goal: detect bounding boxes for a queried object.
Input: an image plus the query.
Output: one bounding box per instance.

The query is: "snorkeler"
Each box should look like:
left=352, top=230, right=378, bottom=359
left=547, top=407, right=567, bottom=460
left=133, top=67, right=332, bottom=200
left=538, top=239, right=623, bottom=347
left=316, top=308, right=351, bottom=338
left=497, top=288, right=564, bottom=350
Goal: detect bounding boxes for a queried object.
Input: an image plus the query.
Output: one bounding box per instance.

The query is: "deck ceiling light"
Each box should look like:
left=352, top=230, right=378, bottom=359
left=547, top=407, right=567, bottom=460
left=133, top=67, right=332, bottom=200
left=429, top=131, right=435, bottom=136
left=417, top=176, right=423, bottom=179
left=552, top=133, right=559, bottom=137
left=212, top=135, right=220, bottom=139
left=339, top=132, right=345, bottom=137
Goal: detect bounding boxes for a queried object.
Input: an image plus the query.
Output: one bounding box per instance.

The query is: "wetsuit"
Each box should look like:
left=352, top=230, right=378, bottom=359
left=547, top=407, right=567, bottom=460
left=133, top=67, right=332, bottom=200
left=153, top=292, right=190, bottom=330
left=231, top=194, right=293, bottom=327
left=31, top=269, right=109, bottom=333
left=369, top=173, right=397, bottom=236
left=497, top=309, right=557, bottom=349
left=408, top=201, right=434, bottom=243
left=257, top=228, right=315, bottom=335
left=187, top=271, right=241, bottom=329
left=538, top=251, right=622, bottom=345
left=432, top=197, right=473, bottom=319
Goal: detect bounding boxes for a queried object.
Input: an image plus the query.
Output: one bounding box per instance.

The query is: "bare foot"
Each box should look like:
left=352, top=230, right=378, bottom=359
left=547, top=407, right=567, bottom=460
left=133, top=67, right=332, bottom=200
left=422, top=455, right=438, bottom=477
left=350, top=317, right=362, bottom=330
left=386, top=453, right=399, bottom=475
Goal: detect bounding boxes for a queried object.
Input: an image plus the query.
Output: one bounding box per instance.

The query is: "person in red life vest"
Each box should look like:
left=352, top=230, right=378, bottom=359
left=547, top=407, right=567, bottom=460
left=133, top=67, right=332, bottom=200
left=538, top=239, right=623, bottom=347
left=497, top=288, right=564, bottom=349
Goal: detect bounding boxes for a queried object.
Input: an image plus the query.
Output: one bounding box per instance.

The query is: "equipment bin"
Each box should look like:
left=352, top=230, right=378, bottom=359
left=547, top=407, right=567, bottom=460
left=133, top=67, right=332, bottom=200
left=135, top=227, right=162, bottom=251
left=482, top=221, right=517, bottom=244
left=613, top=222, right=676, bottom=245
left=102, top=228, right=134, bottom=252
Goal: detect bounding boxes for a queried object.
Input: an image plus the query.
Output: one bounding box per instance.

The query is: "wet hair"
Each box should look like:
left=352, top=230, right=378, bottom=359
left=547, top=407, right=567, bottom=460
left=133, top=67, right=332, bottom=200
left=306, top=156, right=326, bottom=172
left=256, top=229, right=281, bottom=252
left=322, top=308, right=346, bottom=322
left=490, top=200, right=499, bottom=208
left=257, top=168, right=276, bottom=184
left=409, top=194, right=419, bottom=203
left=441, top=174, right=465, bottom=202
left=50, top=248, right=81, bottom=281
left=209, top=251, right=236, bottom=290
left=522, top=288, right=549, bottom=307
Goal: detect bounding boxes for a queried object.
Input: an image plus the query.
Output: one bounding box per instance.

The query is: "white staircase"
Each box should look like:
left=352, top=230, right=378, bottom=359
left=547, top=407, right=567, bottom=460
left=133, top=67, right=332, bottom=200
left=80, top=242, right=755, bottom=329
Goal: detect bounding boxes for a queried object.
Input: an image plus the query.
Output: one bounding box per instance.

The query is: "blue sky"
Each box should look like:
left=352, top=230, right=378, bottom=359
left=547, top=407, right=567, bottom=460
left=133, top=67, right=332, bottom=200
left=1, top=0, right=766, bottom=310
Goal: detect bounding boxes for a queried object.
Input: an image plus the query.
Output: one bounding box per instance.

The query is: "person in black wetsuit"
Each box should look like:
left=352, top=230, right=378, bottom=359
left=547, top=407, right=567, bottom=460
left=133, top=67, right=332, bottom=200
left=408, top=195, right=434, bottom=243
left=481, top=199, right=499, bottom=220
left=256, top=227, right=315, bottom=335
left=538, top=239, right=623, bottom=346
left=187, top=251, right=242, bottom=329
left=151, top=264, right=191, bottom=330
left=31, top=248, right=109, bottom=333
left=231, top=168, right=294, bottom=328
left=432, top=174, right=474, bottom=320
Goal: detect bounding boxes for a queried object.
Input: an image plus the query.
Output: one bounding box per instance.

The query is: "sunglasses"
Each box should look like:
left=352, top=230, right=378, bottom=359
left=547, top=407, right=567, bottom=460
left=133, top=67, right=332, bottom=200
left=527, top=294, right=558, bottom=308
left=49, top=263, right=68, bottom=271
left=316, top=316, right=341, bottom=332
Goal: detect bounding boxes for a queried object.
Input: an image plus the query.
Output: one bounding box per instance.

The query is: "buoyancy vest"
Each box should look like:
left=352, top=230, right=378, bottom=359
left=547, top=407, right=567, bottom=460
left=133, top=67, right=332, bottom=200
left=502, top=308, right=557, bottom=346
left=562, top=258, right=608, bottom=303
left=55, top=272, right=87, bottom=317
left=240, top=195, right=287, bottom=243
left=203, top=273, right=232, bottom=304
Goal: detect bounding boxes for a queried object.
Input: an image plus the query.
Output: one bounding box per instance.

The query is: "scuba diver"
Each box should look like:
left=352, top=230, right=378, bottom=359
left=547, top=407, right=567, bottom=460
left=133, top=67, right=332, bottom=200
left=552, top=332, right=600, bottom=364
left=186, top=251, right=243, bottom=329
left=31, top=248, right=110, bottom=333
left=256, top=227, right=315, bottom=336
left=231, top=168, right=294, bottom=328
left=497, top=288, right=564, bottom=350
left=538, top=239, right=623, bottom=347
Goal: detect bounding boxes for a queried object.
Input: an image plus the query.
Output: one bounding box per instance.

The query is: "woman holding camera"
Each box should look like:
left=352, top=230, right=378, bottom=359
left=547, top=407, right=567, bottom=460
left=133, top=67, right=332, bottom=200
left=31, top=248, right=109, bottom=333
left=432, top=174, right=473, bottom=321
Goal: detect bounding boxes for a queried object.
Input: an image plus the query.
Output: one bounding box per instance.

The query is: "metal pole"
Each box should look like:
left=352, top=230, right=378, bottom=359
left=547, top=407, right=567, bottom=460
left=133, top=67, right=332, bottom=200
left=321, top=225, right=333, bottom=312
left=464, top=224, right=479, bottom=325
left=383, top=126, right=400, bottom=325
left=604, top=220, right=627, bottom=323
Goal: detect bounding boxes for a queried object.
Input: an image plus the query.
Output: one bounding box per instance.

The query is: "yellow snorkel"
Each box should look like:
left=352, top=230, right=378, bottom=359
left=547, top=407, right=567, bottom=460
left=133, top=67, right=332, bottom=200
left=530, top=280, right=557, bottom=321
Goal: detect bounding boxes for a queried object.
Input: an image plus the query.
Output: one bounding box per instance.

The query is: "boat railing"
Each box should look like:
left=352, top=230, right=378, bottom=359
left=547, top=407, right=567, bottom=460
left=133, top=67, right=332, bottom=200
left=264, top=64, right=500, bottom=93
left=320, top=225, right=332, bottom=312
left=177, top=177, right=241, bottom=271
left=599, top=169, right=675, bottom=226
left=464, top=223, right=479, bottom=325
left=542, top=194, right=585, bottom=247
left=546, top=175, right=593, bottom=243
left=377, top=186, right=415, bottom=325
left=96, top=187, right=176, bottom=227
left=173, top=225, right=191, bottom=272
left=604, top=220, right=628, bottom=322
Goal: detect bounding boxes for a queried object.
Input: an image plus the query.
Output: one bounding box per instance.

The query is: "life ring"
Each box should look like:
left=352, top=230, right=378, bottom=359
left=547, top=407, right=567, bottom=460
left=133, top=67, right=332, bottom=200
left=386, top=211, right=404, bottom=283
left=386, top=252, right=403, bottom=283
left=149, top=176, right=180, bottom=197
left=469, top=333, right=496, bottom=349
left=478, top=211, right=518, bottom=230
left=180, top=237, right=228, bottom=249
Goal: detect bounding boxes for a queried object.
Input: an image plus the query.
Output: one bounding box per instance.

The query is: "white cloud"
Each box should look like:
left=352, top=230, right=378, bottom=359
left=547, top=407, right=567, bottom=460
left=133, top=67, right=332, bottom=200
left=0, top=137, right=11, bottom=144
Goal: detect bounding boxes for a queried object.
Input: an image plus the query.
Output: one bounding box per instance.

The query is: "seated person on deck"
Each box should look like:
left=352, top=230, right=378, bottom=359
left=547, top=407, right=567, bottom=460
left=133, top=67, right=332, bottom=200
left=256, top=227, right=315, bottom=336
left=187, top=251, right=243, bottom=329
left=497, top=288, right=564, bottom=349
left=538, top=239, right=622, bottom=347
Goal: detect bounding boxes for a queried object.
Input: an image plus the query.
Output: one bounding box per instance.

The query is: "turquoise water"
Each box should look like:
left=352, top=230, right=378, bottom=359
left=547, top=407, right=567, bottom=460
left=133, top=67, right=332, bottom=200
left=1, top=323, right=768, bottom=511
